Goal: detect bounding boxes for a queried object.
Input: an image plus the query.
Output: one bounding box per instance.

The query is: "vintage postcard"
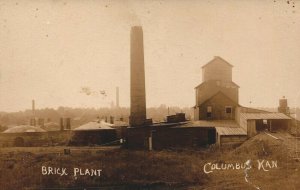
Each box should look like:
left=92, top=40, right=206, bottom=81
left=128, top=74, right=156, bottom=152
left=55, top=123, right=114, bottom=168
left=0, top=0, right=299, bottom=189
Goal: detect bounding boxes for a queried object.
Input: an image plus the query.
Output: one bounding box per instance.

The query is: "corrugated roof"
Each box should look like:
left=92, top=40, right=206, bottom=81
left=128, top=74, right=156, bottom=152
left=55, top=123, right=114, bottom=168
left=240, top=113, right=291, bottom=120
left=179, top=120, right=240, bottom=128
left=216, top=127, right=247, bottom=136
left=176, top=120, right=247, bottom=136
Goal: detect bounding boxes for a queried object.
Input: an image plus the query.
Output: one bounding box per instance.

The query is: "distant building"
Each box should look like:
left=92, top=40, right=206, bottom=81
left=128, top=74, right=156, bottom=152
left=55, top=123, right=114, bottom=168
left=194, top=56, right=239, bottom=120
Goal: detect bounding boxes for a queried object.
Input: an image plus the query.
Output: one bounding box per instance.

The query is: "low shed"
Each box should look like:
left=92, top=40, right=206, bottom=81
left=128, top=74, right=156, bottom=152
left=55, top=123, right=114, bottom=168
left=216, top=127, right=247, bottom=147
left=181, top=120, right=247, bottom=148
left=239, top=112, right=291, bottom=137
left=125, top=122, right=216, bottom=150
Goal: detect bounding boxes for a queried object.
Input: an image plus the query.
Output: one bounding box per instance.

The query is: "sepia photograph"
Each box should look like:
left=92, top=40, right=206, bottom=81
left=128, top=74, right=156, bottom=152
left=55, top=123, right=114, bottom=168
left=0, top=0, right=299, bottom=189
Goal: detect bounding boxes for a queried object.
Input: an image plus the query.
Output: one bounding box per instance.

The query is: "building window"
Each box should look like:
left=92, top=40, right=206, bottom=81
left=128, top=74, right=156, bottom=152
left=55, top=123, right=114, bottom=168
left=225, top=106, right=232, bottom=114
left=207, top=106, right=212, bottom=118
left=263, top=119, right=268, bottom=125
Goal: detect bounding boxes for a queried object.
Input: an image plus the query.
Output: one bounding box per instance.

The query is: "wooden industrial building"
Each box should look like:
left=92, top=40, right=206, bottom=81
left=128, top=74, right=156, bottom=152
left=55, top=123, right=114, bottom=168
left=235, top=107, right=291, bottom=137
left=125, top=56, right=293, bottom=150
left=192, top=56, right=291, bottom=147
left=194, top=56, right=239, bottom=120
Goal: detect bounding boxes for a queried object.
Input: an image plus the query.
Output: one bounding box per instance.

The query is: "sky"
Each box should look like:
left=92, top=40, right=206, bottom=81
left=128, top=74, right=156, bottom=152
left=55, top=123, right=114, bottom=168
left=0, top=0, right=299, bottom=112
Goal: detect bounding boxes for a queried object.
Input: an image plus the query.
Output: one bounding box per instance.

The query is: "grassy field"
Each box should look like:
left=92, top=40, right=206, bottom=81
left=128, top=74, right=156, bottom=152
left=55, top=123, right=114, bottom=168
left=0, top=133, right=299, bottom=190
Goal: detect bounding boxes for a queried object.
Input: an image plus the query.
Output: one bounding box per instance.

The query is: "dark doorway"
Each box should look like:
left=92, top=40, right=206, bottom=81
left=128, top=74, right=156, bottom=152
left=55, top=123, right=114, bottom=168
left=256, top=120, right=268, bottom=131
left=208, top=128, right=216, bottom=144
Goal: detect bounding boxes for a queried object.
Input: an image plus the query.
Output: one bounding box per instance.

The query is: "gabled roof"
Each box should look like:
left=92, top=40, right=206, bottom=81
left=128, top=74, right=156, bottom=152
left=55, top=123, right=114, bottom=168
left=237, top=106, right=270, bottom=114
left=202, top=56, right=233, bottom=68
left=198, top=91, right=240, bottom=107
left=195, top=80, right=240, bottom=89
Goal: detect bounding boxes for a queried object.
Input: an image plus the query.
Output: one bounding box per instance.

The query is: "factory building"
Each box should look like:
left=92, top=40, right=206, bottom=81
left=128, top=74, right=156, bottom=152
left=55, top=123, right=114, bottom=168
left=194, top=56, right=239, bottom=120
left=193, top=57, right=292, bottom=147
left=126, top=25, right=292, bottom=149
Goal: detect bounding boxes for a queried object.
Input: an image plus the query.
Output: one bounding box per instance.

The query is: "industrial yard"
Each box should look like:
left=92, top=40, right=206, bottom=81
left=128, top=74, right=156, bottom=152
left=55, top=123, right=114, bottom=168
left=1, top=1, right=299, bottom=189
left=0, top=132, right=299, bottom=189
left=0, top=22, right=298, bottom=189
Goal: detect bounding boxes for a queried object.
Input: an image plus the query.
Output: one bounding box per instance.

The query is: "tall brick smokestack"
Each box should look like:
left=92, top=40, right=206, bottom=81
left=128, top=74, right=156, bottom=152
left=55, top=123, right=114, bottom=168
left=130, top=26, right=146, bottom=127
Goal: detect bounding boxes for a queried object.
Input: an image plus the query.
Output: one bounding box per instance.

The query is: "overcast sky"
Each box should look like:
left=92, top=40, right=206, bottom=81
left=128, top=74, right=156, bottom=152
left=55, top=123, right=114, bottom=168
left=0, top=0, right=299, bottom=112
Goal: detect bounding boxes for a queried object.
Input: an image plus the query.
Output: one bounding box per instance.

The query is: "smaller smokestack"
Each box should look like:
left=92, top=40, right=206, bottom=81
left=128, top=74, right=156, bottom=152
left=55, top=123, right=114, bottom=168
left=65, top=118, right=71, bottom=130
left=60, top=118, right=64, bottom=131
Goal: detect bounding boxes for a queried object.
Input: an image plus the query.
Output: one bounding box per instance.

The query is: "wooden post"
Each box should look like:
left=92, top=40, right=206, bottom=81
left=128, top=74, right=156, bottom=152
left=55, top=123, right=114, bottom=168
left=149, top=131, right=153, bottom=151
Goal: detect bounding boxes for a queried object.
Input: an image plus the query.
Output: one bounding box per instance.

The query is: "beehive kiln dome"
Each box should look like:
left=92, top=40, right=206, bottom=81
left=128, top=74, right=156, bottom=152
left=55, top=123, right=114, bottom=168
left=74, top=120, right=114, bottom=130
left=3, top=125, right=46, bottom=133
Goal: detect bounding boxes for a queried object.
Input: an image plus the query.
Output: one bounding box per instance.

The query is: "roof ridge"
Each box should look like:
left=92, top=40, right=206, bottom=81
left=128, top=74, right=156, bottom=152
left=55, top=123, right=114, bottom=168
left=199, top=91, right=240, bottom=106
left=202, top=56, right=233, bottom=68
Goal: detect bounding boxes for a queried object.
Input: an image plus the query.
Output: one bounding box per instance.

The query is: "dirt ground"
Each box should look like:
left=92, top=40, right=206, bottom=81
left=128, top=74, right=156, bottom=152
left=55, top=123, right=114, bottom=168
left=0, top=132, right=299, bottom=190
